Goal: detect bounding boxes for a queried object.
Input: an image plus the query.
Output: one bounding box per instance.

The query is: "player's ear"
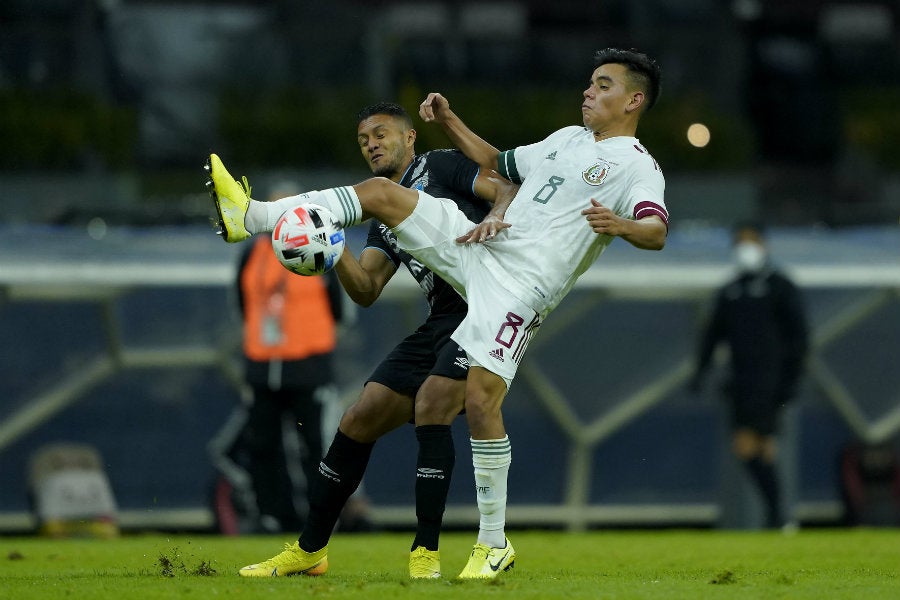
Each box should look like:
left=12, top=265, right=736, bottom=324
left=407, top=127, right=417, bottom=146
left=626, top=91, right=645, bottom=113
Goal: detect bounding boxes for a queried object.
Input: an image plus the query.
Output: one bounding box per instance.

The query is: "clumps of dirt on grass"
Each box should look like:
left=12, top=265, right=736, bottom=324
left=709, top=569, right=737, bottom=585
left=192, top=559, right=217, bottom=576
left=157, top=549, right=186, bottom=577
left=156, top=547, right=217, bottom=577
left=7, top=551, right=24, bottom=560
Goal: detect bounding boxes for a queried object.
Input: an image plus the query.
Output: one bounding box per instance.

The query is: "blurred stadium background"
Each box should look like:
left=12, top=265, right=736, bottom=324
left=1, top=0, right=899, bottom=533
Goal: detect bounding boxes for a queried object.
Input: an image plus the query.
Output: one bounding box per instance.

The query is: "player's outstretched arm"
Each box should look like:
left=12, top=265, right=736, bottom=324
left=581, top=199, right=667, bottom=250
left=457, top=175, right=518, bottom=244
left=333, top=247, right=398, bottom=307
left=419, top=92, right=500, bottom=172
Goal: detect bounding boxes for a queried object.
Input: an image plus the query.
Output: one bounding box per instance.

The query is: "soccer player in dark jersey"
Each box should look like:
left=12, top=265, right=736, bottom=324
left=237, top=102, right=513, bottom=579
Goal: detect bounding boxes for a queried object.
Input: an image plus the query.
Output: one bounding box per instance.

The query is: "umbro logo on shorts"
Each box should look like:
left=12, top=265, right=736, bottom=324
left=489, top=348, right=504, bottom=362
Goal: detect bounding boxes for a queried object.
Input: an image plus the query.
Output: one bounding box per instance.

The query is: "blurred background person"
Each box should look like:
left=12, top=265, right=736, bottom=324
left=211, top=181, right=368, bottom=534
left=691, top=221, right=809, bottom=529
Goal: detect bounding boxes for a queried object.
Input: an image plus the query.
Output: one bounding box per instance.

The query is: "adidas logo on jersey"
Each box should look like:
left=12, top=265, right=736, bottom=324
left=545, top=151, right=557, bottom=160
left=489, top=348, right=505, bottom=362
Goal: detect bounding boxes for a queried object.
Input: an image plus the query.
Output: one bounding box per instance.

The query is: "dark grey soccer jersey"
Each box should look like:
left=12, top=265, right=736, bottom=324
left=364, top=149, right=490, bottom=315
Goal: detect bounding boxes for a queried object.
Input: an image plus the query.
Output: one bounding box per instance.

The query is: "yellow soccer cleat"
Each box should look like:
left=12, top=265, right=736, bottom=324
left=409, top=546, right=441, bottom=579
left=457, top=538, right=515, bottom=580
left=205, top=153, right=252, bottom=243
left=238, top=541, right=328, bottom=577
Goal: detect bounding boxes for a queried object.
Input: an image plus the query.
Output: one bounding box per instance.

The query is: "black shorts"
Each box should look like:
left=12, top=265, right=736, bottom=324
left=366, top=312, right=469, bottom=396
left=730, top=399, right=781, bottom=435
left=724, top=379, right=781, bottom=435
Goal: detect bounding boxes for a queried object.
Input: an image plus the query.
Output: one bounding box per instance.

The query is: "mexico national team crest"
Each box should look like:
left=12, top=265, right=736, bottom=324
left=582, top=160, right=611, bottom=186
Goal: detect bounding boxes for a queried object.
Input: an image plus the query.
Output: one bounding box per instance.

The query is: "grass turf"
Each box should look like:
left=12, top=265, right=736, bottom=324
left=1, top=529, right=897, bottom=599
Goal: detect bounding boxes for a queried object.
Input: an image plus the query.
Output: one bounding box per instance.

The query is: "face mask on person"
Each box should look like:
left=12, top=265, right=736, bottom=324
left=734, top=241, right=766, bottom=272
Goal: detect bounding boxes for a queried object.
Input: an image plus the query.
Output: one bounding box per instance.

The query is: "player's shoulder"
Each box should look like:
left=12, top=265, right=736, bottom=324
left=558, top=125, right=589, bottom=135
left=519, top=125, right=586, bottom=148
left=420, top=148, right=465, bottom=162
left=416, top=148, right=475, bottom=172
left=547, top=125, right=588, bottom=143
left=623, top=139, right=664, bottom=175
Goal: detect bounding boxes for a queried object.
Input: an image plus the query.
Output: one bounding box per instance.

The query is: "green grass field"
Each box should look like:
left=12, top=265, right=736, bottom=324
left=1, top=529, right=897, bottom=599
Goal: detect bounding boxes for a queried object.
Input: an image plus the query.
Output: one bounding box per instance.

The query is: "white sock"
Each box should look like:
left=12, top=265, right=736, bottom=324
left=471, top=436, right=511, bottom=548
left=244, top=187, right=363, bottom=234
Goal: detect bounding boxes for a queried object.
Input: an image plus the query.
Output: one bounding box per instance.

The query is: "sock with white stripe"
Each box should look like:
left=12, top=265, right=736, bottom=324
left=471, top=436, right=511, bottom=548
left=245, top=186, right=363, bottom=233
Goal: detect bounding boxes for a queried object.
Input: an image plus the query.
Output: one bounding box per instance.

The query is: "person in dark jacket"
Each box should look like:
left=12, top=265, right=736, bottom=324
left=691, top=221, right=808, bottom=528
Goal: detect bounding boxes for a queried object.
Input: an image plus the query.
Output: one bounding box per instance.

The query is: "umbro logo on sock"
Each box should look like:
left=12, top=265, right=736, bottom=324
left=416, top=467, right=445, bottom=479
left=489, top=348, right=504, bottom=362
left=318, top=462, right=341, bottom=483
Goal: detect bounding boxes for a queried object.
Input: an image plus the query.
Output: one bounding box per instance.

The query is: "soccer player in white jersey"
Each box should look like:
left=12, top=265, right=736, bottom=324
left=207, top=47, right=668, bottom=579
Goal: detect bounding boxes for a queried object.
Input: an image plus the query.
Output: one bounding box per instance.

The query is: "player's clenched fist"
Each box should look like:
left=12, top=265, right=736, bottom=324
left=419, top=92, right=450, bottom=123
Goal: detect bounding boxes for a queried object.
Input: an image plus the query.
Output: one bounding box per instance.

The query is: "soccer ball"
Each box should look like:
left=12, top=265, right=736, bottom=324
left=271, top=204, right=346, bottom=276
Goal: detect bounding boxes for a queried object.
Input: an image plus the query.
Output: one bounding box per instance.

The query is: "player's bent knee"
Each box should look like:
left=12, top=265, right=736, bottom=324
left=339, top=403, right=382, bottom=441
left=415, top=377, right=465, bottom=425
left=463, top=394, right=503, bottom=429
left=415, top=402, right=462, bottom=425
left=357, top=177, right=394, bottom=207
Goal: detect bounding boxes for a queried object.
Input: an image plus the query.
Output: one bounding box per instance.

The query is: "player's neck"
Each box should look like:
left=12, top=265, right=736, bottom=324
left=592, top=117, right=639, bottom=142
left=592, top=126, right=637, bottom=142
left=390, top=157, right=416, bottom=183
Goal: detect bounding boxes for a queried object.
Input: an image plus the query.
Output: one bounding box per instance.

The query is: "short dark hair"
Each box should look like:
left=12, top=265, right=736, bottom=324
left=593, top=48, right=661, bottom=111
left=356, top=102, right=413, bottom=128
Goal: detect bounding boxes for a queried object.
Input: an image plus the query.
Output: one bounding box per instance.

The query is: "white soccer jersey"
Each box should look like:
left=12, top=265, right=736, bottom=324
left=482, top=125, right=668, bottom=315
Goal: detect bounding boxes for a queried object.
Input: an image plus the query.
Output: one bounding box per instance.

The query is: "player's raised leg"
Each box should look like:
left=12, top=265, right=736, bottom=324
left=205, top=154, right=419, bottom=241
